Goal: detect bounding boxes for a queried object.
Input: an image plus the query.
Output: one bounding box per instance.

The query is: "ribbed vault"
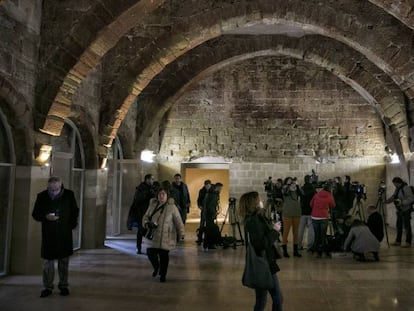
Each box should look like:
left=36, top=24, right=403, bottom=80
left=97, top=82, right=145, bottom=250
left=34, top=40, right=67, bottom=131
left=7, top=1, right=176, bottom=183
left=32, top=0, right=414, bottom=165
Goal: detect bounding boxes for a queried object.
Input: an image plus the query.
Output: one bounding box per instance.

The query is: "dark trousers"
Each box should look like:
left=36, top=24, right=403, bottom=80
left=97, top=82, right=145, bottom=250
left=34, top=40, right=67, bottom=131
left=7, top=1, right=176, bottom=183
left=396, top=209, right=412, bottom=244
left=147, top=248, right=170, bottom=278
left=43, top=257, right=69, bottom=290
left=254, top=273, right=283, bottom=311
left=136, top=221, right=144, bottom=250
left=197, top=208, right=206, bottom=241
left=312, top=218, right=328, bottom=253
left=203, top=212, right=217, bottom=248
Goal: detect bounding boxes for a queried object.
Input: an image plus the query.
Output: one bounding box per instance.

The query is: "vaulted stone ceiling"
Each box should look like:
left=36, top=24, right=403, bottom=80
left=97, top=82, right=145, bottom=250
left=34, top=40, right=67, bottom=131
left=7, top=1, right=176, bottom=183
left=32, top=0, right=414, bottom=165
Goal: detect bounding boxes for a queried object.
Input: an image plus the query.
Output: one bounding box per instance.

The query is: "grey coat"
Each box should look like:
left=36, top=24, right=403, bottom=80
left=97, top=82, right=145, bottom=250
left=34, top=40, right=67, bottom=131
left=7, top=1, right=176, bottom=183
left=344, top=225, right=380, bottom=253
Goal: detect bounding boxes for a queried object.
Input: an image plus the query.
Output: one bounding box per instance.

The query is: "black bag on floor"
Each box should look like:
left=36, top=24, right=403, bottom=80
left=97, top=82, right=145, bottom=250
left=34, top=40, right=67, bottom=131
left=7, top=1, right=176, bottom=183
left=204, top=223, right=222, bottom=246
left=326, top=233, right=343, bottom=252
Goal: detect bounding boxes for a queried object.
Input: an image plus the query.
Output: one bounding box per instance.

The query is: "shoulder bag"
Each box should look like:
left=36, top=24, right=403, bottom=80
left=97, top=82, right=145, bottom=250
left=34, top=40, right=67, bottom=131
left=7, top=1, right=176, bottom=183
left=242, top=233, right=274, bottom=290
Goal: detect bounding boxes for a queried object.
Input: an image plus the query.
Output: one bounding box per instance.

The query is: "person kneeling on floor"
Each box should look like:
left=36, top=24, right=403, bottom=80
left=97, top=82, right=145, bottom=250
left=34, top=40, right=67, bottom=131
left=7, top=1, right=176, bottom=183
left=343, top=216, right=380, bottom=262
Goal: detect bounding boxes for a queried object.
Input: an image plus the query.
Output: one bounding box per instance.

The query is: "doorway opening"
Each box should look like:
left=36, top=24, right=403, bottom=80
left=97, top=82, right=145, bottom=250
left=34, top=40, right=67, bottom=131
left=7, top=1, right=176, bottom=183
left=182, top=163, right=230, bottom=224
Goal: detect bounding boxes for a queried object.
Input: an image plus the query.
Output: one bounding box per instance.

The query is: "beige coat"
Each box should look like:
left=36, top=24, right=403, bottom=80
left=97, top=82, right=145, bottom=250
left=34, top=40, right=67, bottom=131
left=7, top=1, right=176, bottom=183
left=143, top=198, right=185, bottom=250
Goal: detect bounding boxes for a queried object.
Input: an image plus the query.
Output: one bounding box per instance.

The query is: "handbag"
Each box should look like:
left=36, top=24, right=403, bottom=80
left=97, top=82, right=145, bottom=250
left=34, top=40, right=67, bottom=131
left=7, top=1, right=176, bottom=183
left=273, top=240, right=283, bottom=259
left=242, top=233, right=274, bottom=290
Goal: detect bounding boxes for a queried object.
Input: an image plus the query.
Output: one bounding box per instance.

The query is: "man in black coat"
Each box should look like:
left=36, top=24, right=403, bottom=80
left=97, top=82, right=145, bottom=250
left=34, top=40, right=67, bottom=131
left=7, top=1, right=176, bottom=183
left=127, top=174, right=156, bottom=254
left=203, top=183, right=223, bottom=249
left=196, top=179, right=212, bottom=244
left=171, top=173, right=191, bottom=224
left=32, top=176, right=79, bottom=298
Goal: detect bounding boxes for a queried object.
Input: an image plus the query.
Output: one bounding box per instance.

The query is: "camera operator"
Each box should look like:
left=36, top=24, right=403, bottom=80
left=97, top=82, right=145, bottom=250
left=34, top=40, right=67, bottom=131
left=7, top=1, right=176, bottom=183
left=264, top=177, right=283, bottom=222
left=385, top=177, right=414, bottom=248
left=203, top=182, right=224, bottom=250
left=273, top=178, right=284, bottom=214
left=331, top=177, right=347, bottom=236
left=281, top=177, right=304, bottom=257
left=298, top=175, right=316, bottom=250
left=196, top=180, right=212, bottom=245
left=127, top=174, right=157, bottom=254
left=143, top=186, right=185, bottom=282
left=343, top=175, right=355, bottom=213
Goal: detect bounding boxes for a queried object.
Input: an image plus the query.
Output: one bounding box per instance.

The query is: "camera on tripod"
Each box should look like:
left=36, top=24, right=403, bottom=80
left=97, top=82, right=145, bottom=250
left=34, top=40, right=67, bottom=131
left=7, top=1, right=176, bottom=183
left=352, top=181, right=367, bottom=200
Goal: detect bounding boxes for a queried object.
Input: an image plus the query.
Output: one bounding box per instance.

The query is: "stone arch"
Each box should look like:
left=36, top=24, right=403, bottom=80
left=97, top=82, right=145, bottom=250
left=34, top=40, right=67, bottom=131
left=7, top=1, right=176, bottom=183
left=35, top=1, right=414, bottom=159
left=97, top=2, right=413, bottom=154
left=35, top=0, right=167, bottom=135
left=368, top=0, right=414, bottom=30
left=0, top=76, right=32, bottom=165
left=130, top=35, right=407, bottom=161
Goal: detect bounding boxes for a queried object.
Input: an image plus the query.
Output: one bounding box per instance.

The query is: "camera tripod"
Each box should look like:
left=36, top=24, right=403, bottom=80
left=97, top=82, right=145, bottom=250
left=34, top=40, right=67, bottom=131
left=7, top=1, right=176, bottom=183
left=220, top=198, right=244, bottom=249
left=351, top=196, right=366, bottom=222
left=376, top=190, right=390, bottom=248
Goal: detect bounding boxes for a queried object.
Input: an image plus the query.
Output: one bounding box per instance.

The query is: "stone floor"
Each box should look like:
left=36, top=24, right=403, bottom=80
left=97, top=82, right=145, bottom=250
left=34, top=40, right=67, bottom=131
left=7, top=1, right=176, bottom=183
left=1, top=225, right=413, bottom=311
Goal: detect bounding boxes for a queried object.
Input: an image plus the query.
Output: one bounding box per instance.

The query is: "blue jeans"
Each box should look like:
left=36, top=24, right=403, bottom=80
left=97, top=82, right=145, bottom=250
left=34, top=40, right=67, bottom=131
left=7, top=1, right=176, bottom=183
left=311, top=218, right=328, bottom=253
left=254, top=274, right=283, bottom=311
left=298, top=215, right=314, bottom=249
left=396, top=209, right=412, bottom=244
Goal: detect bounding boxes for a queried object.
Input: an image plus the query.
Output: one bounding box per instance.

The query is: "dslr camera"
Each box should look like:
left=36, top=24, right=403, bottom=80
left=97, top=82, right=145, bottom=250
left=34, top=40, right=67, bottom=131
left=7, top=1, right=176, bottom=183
left=145, top=221, right=159, bottom=240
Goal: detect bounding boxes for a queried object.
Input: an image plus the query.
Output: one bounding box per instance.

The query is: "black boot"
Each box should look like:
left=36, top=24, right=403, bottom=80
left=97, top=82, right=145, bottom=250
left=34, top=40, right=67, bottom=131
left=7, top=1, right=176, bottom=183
left=293, top=244, right=302, bottom=257
left=282, top=244, right=290, bottom=258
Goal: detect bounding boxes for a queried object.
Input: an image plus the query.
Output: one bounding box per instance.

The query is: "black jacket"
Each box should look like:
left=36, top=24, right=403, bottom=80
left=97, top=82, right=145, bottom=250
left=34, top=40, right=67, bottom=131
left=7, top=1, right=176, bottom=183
left=244, top=211, right=280, bottom=274
left=128, top=182, right=156, bottom=227
left=301, top=182, right=316, bottom=215
left=32, top=188, right=79, bottom=260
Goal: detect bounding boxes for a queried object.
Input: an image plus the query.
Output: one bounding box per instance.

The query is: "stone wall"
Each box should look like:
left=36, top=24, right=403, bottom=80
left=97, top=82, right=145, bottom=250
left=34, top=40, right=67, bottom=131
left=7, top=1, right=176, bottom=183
left=159, top=56, right=384, bottom=163
left=153, top=55, right=387, bottom=218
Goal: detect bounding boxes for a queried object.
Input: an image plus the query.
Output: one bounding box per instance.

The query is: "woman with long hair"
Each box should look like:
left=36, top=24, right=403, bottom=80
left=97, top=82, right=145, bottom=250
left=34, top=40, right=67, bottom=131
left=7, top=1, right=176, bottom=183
left=238, top=191, right=283, bottom=311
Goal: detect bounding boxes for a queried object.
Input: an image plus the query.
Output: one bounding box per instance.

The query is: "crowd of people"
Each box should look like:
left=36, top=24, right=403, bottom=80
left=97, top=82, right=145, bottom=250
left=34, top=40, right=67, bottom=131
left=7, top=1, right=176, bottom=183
left=31, top=173, right=413, bottom=311
left=263, top=174, right=414, bottom=261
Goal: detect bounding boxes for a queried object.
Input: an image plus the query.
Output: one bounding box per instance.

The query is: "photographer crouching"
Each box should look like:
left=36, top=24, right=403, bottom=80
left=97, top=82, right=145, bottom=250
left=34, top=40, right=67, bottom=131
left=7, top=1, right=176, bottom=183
left=385, top=177, right=414, bottom=248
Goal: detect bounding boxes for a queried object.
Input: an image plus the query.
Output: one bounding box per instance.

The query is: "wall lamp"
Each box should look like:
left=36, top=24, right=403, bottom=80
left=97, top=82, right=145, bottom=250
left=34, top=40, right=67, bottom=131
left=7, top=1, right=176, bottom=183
left=384, top=146, right=400, bottom=164
left=140, top=150, right=156, bottom=163
left=35, top=144, right=52, bottom=165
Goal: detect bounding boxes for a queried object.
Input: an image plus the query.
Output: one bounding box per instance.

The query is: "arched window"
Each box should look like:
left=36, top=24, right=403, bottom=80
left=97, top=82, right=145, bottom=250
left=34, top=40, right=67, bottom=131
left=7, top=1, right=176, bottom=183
left=50, top=120, right=85, bottom=249
left=106, top=136, right=124, bottom=237
left=0, top=108, right=15, bottom=275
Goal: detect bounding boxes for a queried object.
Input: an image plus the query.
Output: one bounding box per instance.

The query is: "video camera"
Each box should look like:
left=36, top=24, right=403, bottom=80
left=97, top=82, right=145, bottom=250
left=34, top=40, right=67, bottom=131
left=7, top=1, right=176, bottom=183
left=352, top=181, right=367, bottom=201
